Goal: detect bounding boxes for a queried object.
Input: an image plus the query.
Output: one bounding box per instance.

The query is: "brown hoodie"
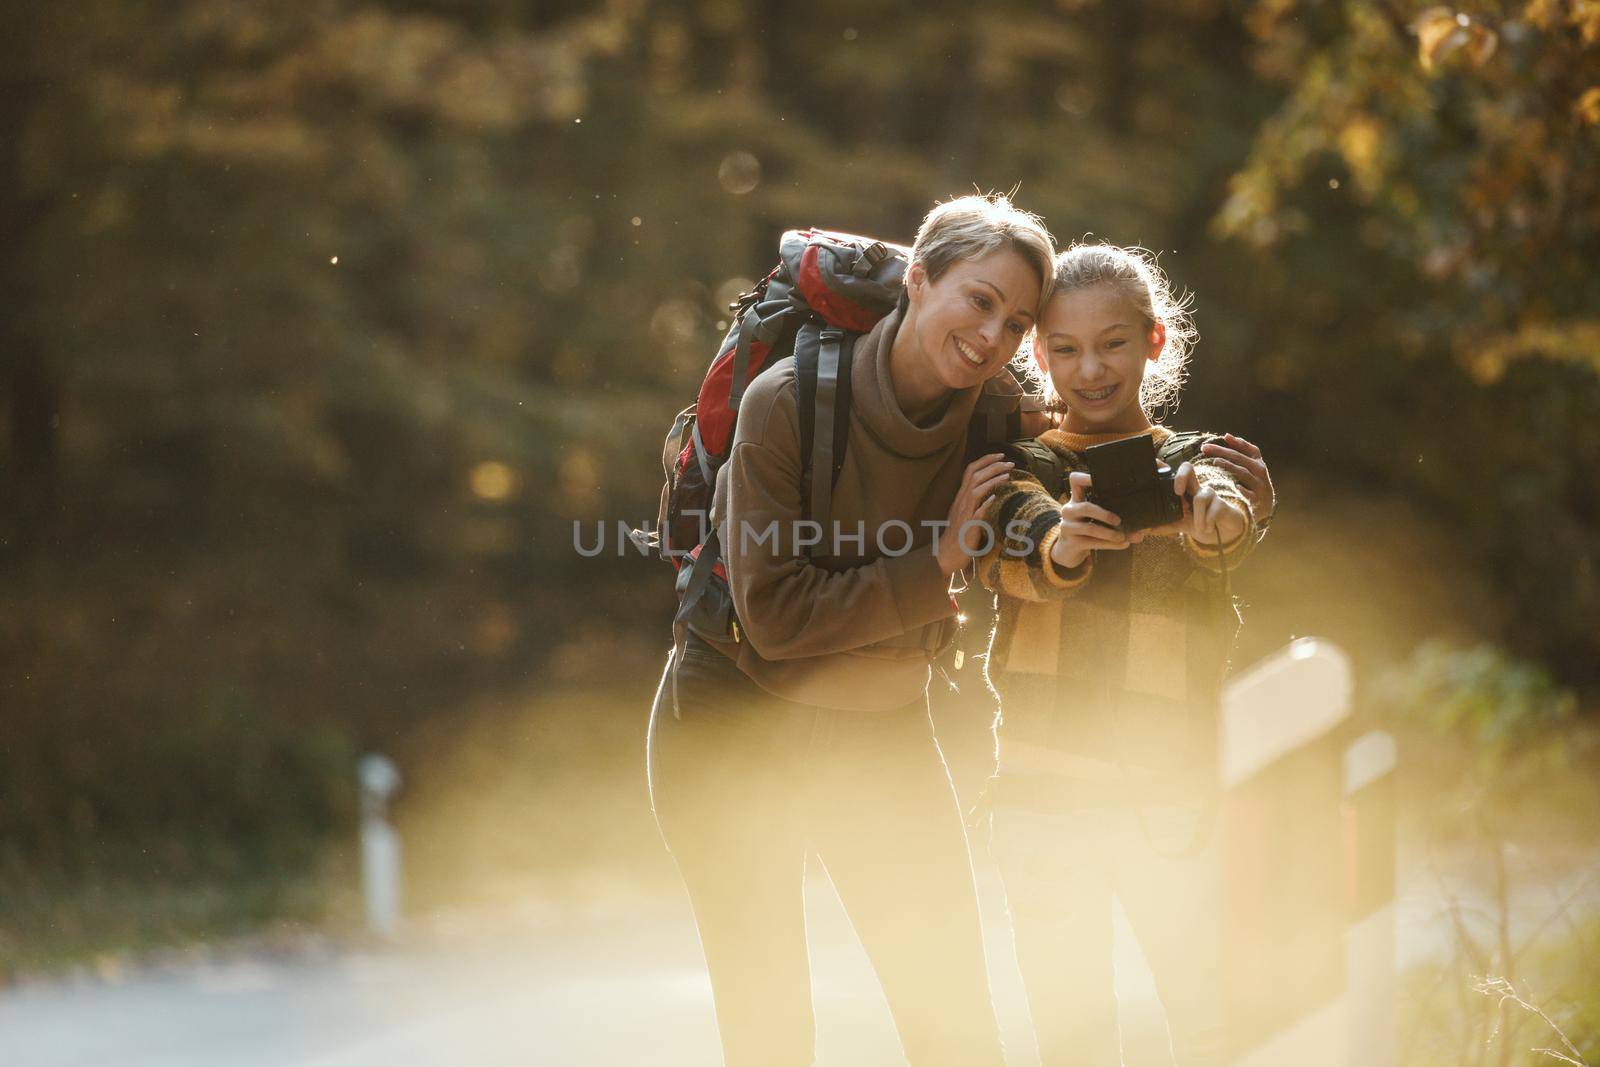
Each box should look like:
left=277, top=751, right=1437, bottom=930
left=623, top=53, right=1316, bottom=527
left=708, top=308, right=978, bottom=711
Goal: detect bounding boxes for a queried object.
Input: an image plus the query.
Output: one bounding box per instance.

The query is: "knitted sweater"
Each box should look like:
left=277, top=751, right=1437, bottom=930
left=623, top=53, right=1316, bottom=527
left=976, top=426, right=1257, bottom=785
left=706, top=308, right=974, bottom=712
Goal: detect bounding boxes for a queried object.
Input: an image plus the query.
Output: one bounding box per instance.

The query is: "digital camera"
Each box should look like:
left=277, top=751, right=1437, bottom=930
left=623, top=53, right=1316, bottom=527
left=1083, top=434, right=1186, bottom=533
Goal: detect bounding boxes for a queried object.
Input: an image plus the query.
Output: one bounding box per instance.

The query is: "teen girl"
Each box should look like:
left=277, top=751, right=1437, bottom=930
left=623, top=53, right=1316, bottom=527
left=977, top=242, right=1264, bottom=1067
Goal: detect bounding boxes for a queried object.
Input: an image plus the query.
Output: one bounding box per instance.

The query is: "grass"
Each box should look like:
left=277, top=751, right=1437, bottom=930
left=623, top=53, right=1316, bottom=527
left=0, top=837, right=360, bottom=979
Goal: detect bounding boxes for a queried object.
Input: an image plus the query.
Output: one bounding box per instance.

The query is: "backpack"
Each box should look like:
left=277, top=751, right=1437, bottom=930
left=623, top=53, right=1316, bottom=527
left=638, top=229, right=1039, bottom=711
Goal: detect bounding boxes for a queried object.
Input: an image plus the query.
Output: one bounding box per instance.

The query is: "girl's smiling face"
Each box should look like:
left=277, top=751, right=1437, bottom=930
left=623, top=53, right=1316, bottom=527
left=1038, top=283, right=1166, bottom=435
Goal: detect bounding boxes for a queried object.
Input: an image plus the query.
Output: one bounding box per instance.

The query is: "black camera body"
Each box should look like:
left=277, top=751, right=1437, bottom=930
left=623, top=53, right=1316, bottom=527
left=1083, top=434, right=1186, bottom=533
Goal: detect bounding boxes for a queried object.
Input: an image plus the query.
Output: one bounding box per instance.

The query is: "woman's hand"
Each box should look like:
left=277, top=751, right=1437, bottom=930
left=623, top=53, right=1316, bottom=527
left=937, top=453, right=1014, bottom=574
left=1163, top=462, right=1247, bottom=546
left=1199, top=433, right=1274, bottom=521
left=1049, top=471, right=1140, bottom=572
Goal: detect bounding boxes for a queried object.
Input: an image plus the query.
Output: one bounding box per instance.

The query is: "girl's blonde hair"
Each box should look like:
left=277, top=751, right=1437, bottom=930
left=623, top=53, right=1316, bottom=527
left=1035, top=241, right=1197, bottom=419
left=910, top=193, right=1056, bottom=304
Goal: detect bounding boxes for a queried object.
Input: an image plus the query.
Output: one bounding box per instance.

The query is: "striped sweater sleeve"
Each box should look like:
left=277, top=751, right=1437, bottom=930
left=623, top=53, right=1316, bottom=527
left=1181, top=458, right=1258, bottom=574
left=976, top=467, right=1094, bottom=603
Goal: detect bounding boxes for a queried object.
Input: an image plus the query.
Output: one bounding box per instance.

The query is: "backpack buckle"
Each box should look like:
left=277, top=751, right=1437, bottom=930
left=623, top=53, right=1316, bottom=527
left=854, top=241, right=889, bottom=277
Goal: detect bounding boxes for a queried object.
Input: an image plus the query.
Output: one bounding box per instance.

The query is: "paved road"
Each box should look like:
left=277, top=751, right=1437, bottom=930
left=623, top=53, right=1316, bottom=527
left=7, top=854, right=1596, bottom=1066
left=0, top=861, right=1179, bottom=1067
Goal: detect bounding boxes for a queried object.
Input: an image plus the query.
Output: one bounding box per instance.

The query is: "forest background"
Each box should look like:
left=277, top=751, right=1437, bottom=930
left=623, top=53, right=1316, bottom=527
left=3, top=0, right=1598, bottom=1055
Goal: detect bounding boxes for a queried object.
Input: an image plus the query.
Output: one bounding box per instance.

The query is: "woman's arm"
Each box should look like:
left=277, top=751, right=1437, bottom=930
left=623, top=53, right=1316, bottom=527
left=718, top=390, right=1010, bottom=661
left=1199, top=433, right=1275, bottom=529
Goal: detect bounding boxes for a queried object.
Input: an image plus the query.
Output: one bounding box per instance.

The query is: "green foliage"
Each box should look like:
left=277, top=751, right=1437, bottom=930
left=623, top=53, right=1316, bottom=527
left=1377, top=640, right=1576, bottom=754
left=1517, top=920, right=1600, bottom=1065
left=1214, top=0, right=1600, bottom=686
left=1374, top=640, right=1595, bottom=833
left=0, top=701, right=358, bottom=974
left=1221, top=0, right=1600, bottom=334
left=1402, top=926, right=1600, bottom=1067
left=0, top=681, right=357, bottom=869
left=1380, top=643, right=1598, bottom=1066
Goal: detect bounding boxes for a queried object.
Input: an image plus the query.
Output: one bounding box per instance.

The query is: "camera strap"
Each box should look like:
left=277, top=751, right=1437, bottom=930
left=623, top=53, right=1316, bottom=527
left=1090, top=485, right=1229, bottom=861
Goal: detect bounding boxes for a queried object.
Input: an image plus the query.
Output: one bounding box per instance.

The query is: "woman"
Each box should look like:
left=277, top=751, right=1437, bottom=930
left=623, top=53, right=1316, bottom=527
left=647, top=193, right=1055, bottom=1067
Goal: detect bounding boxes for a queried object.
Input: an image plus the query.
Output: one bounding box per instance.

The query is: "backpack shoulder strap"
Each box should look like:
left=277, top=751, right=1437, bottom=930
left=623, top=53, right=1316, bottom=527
left=1157, top=430, right=1223, bottom=469
left=969, top=368, right=1027, bottom=453
left=999, top=438, right=1068, bottom=499
left=794, top=322, right=854, bottom=549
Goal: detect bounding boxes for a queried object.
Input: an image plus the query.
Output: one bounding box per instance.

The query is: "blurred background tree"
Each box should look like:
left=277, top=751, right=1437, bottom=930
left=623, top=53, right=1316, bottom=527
left=1215, top=0, right=1600, bottom=682
left=0, top=0, right=1595, bottom=969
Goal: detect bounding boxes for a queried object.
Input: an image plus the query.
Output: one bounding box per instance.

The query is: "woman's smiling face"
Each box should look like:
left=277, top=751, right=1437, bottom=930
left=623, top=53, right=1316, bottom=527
left=1038, top=283, right=1165, bottom=434
left=905, top=248, right=1042, bottom=393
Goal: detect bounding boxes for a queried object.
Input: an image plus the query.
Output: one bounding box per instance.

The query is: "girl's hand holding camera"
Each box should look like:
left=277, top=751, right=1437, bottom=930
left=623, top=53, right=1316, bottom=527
left=1049, top=471, right=1143, bottom=571
left=1050, top=460, right=1248, bottom=572
left=1147, top=461, right=1248, bottom=546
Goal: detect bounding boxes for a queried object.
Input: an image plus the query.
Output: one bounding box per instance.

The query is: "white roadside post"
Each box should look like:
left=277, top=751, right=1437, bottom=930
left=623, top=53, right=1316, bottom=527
left=1220, top=638, right=1354, bottom=1067
left=358, top=753, right=403, bottom=939
left=1342, top=730, right=1398, bottom=1067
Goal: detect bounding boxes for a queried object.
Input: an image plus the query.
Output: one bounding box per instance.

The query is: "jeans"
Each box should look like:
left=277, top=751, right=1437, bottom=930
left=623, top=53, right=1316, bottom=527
left=647, top=635, right=1005, bottom=1067
left=988, top=800, right=1224, bottom=1067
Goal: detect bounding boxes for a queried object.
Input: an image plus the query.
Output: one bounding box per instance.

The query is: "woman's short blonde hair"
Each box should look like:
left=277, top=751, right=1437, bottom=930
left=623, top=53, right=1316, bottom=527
left=910, top=193, right=1056, bottom=304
